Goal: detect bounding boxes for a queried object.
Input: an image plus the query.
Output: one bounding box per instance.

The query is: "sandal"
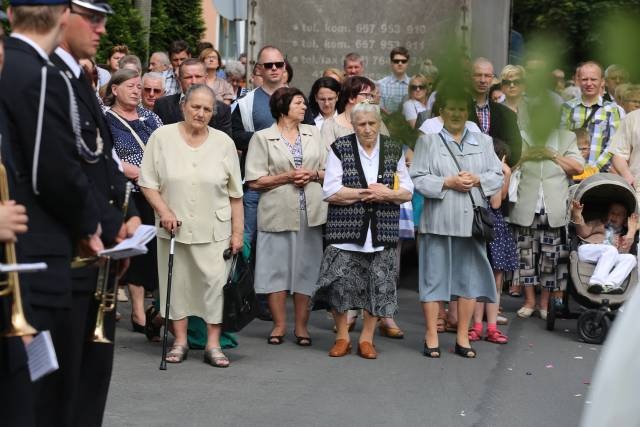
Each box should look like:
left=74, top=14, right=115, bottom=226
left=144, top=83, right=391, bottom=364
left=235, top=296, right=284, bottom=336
left=203, top=347, right=230, bottom=368
left=294, top=334, right=312, bottom=347
left=485, top=328, right=509, bottom=344
left=445, top=320, right=458, bottom=333
left=423, top=341, right=441, bottom=358
left=454, top=342, right=477, bottom=358
left=436, top=316, right=447, bottom=333
left=468, top=328, right=482, bottom=342
left=267, top=335, right=285, bottom=345
left=508, top=285, right=521, bottom=297
left=144, top=306, right=161, bottom=342
left=165, top=344, right=189, bottom=363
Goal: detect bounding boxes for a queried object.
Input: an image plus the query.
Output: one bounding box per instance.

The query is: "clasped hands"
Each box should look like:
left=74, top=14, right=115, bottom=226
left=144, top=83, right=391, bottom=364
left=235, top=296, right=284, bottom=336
left=445, top=171, right=480, bottom=192
left=521, top=146, right=558, bottom=162
left=288, top=168, right=314, bottom=187
left=360, top=183, right=393, bottom=203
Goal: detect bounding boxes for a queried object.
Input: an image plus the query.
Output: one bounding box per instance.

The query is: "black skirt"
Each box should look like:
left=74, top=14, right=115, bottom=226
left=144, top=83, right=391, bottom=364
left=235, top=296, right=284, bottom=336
left=121, top=191, right=158, bottom=291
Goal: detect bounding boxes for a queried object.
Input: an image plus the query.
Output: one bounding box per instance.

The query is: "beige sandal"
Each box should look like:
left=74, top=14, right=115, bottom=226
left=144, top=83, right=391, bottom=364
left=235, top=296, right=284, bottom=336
left=165, top=344, right=189, bottom=363
left=204, top=347, right=230, bottom=368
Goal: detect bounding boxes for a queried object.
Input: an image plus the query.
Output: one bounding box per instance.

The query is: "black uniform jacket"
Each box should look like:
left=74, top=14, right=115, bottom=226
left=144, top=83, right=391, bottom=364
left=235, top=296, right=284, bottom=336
left=0, top=37, right=101, bottom=308
left=153, top=93, right=232, bottom=137
left=51, top=52, right=139, bottom=292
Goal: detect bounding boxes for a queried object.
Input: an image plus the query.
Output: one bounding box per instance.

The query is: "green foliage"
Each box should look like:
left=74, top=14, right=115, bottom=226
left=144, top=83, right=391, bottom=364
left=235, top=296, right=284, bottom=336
left=97, top=0, right=146, bottom=64
left=149, top=0, right=205, bottom=55
left=513, top=0, right=640, bottom=69
left=382, top=111, right=420, bottom=150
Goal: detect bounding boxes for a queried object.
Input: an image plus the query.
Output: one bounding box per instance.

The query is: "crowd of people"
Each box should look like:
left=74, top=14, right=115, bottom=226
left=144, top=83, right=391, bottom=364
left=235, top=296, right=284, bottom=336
left=1, top=1, right=640, bottom=426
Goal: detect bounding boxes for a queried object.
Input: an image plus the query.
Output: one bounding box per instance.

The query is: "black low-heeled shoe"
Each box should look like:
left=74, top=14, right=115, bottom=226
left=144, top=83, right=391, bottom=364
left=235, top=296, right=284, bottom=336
left=454, top=342, right=477, bottom=358
left=131, top=315, right=145, bottom=334
left=144, top=306, right=161, bottom=342
left=423, top=341, right=440, bottom=358
left=267, top=335, right=284, bottom=345
left=295, top=335, right=312, bottom=346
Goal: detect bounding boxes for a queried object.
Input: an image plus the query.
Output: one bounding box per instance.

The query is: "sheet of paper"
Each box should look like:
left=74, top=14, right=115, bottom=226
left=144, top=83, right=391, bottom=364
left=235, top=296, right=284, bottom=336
left=99, top=225, right=156, bottom=260
left=26, top=330, right=59, bottom=382
left=0, top=262, right=48, bottom=273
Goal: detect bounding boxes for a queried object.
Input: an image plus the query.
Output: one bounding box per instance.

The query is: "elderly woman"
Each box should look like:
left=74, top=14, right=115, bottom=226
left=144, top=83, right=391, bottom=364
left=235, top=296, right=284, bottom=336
left=402, top=74, right=433, bottom=128
left=244, top=87, right=327, bottom=346
left=410, top=86, right=504, bottom=358
left=615, top=83, right=640, bottom=115
left=500, top=65, right=528, bottom=129
left=199, top=47, right=234, bottom=105
left=104, top=68, right=163, bottom=334
left=139, top=84, right=243, bottom=366
left=311, top=102, right=413, bottom=359
left=224, top=59, right=246, bottom=100
left=509, top=102, right=584, bottom=321
left=309, top=76, right=341, bottom=130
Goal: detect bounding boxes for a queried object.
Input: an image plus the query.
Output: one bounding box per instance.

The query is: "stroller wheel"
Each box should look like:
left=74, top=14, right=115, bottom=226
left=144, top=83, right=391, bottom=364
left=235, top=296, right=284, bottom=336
left=577, top=310, right=611, bottom=344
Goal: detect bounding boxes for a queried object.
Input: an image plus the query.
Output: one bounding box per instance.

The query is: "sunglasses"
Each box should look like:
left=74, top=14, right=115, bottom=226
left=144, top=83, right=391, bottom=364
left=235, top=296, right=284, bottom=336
left=410, top=85, right=426, bottom=91
left=502, top=79, right=523, bottom=86
left=71, top=10, right=107, bottom=26
left=259, top=61, right=285, bottom=70
left=392, top=58, right=408, bottom=64
left=143, top=87, right=163, bottom=94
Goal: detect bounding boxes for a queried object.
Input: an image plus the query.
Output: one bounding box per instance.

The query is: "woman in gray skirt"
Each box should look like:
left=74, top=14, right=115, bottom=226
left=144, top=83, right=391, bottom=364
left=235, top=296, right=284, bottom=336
left=244, top=87, right=328, bottom=346
left=311, top=101, right=413, bottom=359
left=410, top=86, right=503, bottom=358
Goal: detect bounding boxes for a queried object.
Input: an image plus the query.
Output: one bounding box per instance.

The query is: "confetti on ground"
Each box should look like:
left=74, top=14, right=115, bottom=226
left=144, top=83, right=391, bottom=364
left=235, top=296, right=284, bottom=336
left=545, top=363, right=554, bottom=368
left=583, top=379, right=591, bottom=385
left=575, top=394, right=583, bottom=397
left=507, top=368, right=513, bottom=371
left=528, top=343, right=534, bottom=347
left=589, top=347, right=597, bottom=351
left=564, top=329, right=570, bottom=332
left=574, top=356, right=584, bottom=360
left=460, top=411, right=466, bottom=417
left=526, top=371, right=532, bottom=376
left=586, top=401, right=592, bottom=405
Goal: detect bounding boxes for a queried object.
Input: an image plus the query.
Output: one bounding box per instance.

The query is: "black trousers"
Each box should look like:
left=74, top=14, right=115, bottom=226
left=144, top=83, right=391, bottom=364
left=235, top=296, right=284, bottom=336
left=0, top=338, right=35, bottom=427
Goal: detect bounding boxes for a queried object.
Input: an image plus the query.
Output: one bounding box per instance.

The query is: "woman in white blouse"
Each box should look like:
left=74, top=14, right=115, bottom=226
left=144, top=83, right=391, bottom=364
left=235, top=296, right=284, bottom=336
left=139, top=85, right=244, bottom=367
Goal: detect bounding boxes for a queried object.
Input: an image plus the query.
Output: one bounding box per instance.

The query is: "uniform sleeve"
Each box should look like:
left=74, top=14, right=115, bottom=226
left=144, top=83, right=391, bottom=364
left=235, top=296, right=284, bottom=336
left=138, top=131, right=160, bottom=190
left=243, top=132, right=269, bottom=181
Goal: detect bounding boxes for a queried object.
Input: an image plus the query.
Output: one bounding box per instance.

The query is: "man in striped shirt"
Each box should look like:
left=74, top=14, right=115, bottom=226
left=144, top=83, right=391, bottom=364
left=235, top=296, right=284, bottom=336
left=559, top=61, right=621, bottom=170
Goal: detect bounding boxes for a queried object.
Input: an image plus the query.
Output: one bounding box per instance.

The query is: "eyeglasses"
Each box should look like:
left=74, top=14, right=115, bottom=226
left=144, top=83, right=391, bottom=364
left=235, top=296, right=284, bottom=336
left=71, top=10, right=107, bottom=26
left=358, top=92, right=375, bottom=100
left=392, top=58, right=408, bottom=64
left=410, top=85, right=426, bottom=91
left=316, top=97, right=337, bottom=103
left=143, top=87, right=163, bottom=95
left=502, top=79, right=523, bottom=87
left=258, top=61, right=285, bottom=70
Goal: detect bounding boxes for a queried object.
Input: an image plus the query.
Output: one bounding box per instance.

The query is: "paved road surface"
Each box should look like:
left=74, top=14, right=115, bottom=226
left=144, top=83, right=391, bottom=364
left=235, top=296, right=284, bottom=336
left=104, top=286, right=599, bottom=427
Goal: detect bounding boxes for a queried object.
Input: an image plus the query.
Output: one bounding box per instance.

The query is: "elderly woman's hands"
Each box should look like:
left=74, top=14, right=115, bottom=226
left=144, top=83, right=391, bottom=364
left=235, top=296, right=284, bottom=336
left=159, top=209, right=179, bottom=233
left=230, top=232, right=243, bottom=255
left=292, top=168, right=314, bottom=187
left=444, top=171, right=480, bottom=192
left=361, top=183, right=393, bottom=202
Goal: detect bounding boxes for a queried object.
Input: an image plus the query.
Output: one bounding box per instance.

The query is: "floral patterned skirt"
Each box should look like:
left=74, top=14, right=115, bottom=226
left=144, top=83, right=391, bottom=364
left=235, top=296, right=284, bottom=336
left=310, top=246, right=398, bottom=318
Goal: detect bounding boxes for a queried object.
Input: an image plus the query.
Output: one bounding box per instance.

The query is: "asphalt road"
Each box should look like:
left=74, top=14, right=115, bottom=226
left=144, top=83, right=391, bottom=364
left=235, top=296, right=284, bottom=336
left=104, top=285, right=599, bottom=427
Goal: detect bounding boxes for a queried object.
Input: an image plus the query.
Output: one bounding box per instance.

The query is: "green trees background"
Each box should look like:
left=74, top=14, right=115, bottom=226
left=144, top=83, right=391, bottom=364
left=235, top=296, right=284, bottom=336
left=96, top=0, right=206, bottom=64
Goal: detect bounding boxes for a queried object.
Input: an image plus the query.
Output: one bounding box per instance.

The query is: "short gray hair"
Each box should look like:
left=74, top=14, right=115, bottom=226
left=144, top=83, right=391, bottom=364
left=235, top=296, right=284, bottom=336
left=350, top=101, right=381, bottom=123
left=150, top=51, right=171, bottom=68
left=142, top=72, right=165, bottom=89
left=104, top=68, right=140, bottom=106
left=225, top=60, right=245, bottom=79
left=180, top=84, right=217, bottom=117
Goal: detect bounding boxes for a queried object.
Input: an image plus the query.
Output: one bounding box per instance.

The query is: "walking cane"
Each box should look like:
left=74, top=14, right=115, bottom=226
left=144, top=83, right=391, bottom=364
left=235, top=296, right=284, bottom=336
left=159, top=222, right=180, bottom=370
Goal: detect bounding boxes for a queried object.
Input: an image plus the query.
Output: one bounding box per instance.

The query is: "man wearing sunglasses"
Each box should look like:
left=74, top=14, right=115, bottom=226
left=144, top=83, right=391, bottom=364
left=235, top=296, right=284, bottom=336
left=378, top=46, right=411, bottom=114
left=51, top=1, right=143, bottom=425
left=140, top=72, right=165, bottom=110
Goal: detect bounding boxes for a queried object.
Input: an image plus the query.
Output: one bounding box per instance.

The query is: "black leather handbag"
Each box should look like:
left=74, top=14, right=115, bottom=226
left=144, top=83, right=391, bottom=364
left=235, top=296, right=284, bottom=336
left=440, top=135, right=495, bottom=242
left=222, top=254, right=258, bottom=332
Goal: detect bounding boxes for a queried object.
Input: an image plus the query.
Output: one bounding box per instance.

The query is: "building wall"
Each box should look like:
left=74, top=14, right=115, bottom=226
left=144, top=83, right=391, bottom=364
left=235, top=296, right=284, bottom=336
left=202, top=0, right=220, bottom=47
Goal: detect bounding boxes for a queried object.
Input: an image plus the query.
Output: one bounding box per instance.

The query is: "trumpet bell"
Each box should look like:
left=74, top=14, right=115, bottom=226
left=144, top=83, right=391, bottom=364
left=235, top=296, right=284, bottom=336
left=3, top=310, right=37, bottom=337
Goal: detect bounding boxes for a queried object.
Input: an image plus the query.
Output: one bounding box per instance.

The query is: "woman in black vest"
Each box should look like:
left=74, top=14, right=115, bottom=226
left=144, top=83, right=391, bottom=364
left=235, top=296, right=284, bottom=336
left=311, top=102, right=413, bottom=359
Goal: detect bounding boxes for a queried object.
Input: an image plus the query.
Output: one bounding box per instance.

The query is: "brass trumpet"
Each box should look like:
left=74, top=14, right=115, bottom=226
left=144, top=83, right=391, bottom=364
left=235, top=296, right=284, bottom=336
left=90, top=182, right=133, bottom=344
left=0, top=161, right=37, bottom=337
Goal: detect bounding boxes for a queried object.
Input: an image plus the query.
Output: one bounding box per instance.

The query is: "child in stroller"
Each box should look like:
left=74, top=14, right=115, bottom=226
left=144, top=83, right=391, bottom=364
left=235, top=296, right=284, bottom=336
left=570, top=199, right=639, bottom=294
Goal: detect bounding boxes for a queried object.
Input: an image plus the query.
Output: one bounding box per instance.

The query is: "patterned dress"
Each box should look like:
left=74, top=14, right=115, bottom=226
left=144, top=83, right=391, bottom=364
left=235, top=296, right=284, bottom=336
left=486, top=202, right=519, bottom=272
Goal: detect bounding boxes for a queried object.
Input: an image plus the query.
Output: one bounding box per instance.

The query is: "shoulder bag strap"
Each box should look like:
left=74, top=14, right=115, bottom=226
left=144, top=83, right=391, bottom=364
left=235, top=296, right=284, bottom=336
left=438, top=133, right=487, bottom=208
left=580, top=104, right=601, bottom=129
left=107, top=109, right=146, bottom=152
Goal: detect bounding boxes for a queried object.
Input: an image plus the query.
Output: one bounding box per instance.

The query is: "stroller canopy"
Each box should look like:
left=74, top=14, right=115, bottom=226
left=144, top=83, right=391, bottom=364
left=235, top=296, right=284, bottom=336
left=570, top=173, right=637, bottom=221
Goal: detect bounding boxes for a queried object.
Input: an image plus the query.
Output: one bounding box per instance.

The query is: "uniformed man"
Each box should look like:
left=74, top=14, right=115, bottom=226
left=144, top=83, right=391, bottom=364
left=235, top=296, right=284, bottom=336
left=50, top=1, right=141, bottom=425
left=0, top=9, right=35, bottom=427
left=0, top=1, right=104, bottom=425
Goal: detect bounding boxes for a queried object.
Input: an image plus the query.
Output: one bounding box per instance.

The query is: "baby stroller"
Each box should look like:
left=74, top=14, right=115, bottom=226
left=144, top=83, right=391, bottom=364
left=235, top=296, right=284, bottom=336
left=546, top=173, right=638, bottom=344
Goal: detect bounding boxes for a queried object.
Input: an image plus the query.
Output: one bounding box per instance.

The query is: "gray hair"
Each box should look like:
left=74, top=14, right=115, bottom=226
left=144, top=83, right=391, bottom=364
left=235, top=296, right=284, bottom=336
left=118, top=54, right=142, bottom=74
left=225, top=60, right=245, bottom=79
left=150, top=51, right=171, bottom=68
left=350, top=101, right=381, bottom=123
left=604, top=64, right=629, bottom=80
left=104, top=68, right=140, bottom=106
left=142, top=72, right=165, bottom=89
left=180, top=84, right=217, bottom=117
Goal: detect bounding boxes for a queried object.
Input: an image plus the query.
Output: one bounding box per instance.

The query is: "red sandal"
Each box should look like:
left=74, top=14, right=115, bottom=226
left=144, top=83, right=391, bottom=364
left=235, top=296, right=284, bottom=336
left=468, top=328, right=482, bottom=342
left=485, top=328, right=508, bottom=344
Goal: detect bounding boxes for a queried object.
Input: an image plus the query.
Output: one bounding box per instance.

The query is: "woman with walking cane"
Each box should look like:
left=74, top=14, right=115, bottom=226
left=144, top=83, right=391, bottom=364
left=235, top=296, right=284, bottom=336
left=139, top=84, right=244, bottom=367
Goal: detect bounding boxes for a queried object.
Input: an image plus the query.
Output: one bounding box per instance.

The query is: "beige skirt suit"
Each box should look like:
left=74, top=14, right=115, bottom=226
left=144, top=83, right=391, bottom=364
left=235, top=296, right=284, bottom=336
left=139, top=123, right=243, bottom=324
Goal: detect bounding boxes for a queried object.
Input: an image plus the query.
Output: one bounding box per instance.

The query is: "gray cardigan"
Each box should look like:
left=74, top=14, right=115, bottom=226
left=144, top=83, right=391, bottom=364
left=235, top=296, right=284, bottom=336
left=410, top=131, right=504, bottom=237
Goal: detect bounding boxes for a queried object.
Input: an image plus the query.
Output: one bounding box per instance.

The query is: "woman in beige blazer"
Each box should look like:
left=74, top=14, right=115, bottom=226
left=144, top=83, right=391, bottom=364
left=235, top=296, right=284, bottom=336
left=508, top=119, right=583, bottom=320
left=244, top=87, right=328, bottom=346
